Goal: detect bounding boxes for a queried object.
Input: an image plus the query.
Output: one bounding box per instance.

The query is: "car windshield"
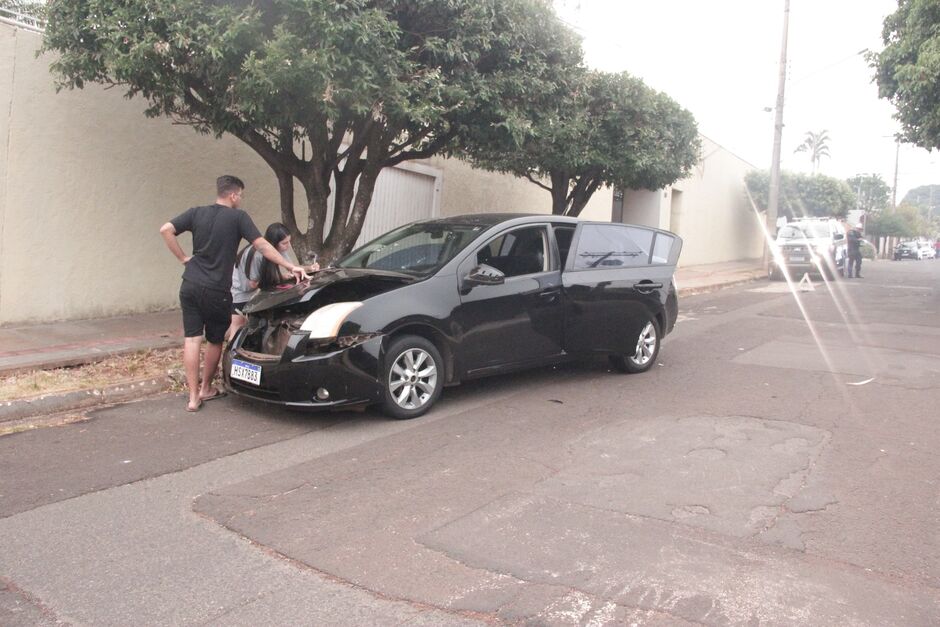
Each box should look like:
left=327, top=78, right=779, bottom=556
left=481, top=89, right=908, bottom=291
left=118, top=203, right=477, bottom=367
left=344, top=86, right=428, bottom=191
left=777, top=225, right=810, bottom=240
left=338, top=222, right=484, bottom=276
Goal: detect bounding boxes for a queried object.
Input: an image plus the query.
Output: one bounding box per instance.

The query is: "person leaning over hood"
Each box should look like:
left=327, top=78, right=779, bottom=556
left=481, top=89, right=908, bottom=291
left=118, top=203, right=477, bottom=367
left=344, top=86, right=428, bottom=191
left=159, top=175, right=309, bottom=413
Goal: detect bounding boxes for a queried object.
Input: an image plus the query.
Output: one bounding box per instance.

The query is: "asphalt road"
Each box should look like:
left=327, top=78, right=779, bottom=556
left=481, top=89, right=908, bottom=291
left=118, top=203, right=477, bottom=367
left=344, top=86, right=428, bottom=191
left=1, top=258, right=939, bottom=625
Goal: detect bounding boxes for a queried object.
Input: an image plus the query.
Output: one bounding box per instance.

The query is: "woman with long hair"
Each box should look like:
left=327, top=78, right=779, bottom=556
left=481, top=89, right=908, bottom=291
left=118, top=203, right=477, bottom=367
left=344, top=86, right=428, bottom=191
left=228, top=223, right=315, bottom=339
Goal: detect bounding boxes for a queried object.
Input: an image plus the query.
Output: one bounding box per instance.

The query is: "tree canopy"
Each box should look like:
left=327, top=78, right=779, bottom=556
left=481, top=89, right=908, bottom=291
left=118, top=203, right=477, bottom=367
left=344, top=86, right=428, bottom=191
left=43, top=0, right=582, bottom=262
left=846, top=174, right=890, bottom=213
left=867, top=204, right=931, bottom=237
left=746, top=170, right=855, bottom=219
left=459, top=68, right=700, bottom=216
left=901, top=184, right=940, bottom=219
left=793, top=130, right=831, bottom=174
left=871, top=0, right=940, bottom=150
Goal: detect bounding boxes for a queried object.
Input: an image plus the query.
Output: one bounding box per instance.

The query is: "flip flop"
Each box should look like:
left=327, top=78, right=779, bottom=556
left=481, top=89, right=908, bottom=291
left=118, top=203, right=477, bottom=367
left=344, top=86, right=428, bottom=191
left=201, top=389, right=228, bottom=402
left=186, top=401, right=203, bottom=413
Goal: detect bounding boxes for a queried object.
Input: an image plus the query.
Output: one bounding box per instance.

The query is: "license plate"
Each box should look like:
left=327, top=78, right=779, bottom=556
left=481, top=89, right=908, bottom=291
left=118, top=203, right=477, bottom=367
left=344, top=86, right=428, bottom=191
left=231, top=359, right=261, bottom=385
left=789, top=256, right=806, bottom=262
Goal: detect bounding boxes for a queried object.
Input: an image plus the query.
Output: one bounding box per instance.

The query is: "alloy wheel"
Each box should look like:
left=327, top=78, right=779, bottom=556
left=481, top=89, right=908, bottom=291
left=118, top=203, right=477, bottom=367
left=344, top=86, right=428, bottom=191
left=388, top=348, right=438, bottom=410
left=629, top=322, right=657, bottom=367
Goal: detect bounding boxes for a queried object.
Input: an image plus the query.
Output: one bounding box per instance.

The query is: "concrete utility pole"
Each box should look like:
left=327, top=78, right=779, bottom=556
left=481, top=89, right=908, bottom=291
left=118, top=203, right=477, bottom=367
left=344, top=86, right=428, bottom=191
left=767, top=0, right=791, bottom=247
left=891, top=138, right=900, bottom=207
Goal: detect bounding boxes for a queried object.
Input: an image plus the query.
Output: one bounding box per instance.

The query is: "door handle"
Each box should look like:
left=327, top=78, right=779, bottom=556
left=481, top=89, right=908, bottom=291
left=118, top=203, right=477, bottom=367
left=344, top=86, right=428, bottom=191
left=633, top=282, right=663, bottom=291
left=538, top=287, right=561, bottom=300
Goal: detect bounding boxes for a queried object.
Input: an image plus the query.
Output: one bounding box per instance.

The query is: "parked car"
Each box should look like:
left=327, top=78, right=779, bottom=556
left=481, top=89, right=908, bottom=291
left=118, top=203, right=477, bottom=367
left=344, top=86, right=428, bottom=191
left=920, top=242, right=937, bottom=260
left=770, top=218, right=846, bottom=280
left=894, top=241, right=924, bottom=260
left=224, top=214, right=681, bottom=419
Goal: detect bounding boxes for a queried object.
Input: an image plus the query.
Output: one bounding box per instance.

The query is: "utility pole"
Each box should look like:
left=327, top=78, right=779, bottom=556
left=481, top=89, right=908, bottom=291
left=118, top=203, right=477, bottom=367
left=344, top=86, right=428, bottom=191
left=767, top=0, right=791, bottom=260
left=891, top=138, right=900, bottom=207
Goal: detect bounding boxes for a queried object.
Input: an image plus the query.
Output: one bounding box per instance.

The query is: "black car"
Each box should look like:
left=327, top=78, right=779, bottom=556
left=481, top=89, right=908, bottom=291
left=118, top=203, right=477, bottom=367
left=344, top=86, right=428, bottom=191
left=224, top=214, right=682, bottom=419
left=894, top=241, right=922, bottom=260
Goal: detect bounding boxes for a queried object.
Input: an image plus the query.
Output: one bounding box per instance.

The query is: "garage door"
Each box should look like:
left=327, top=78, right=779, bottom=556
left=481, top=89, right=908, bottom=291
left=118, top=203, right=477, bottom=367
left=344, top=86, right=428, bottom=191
left=324, top=162, right=441, bottom=248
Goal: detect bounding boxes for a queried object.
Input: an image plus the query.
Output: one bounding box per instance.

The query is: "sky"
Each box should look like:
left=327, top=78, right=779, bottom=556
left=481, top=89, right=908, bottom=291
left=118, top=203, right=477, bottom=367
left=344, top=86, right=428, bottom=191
left=553, top=0, right=937, bottom=202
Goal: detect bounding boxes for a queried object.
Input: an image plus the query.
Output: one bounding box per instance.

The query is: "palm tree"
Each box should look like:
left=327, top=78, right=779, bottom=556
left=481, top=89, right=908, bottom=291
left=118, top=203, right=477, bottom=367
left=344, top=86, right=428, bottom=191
left=794, top=130, right=831, bottom=174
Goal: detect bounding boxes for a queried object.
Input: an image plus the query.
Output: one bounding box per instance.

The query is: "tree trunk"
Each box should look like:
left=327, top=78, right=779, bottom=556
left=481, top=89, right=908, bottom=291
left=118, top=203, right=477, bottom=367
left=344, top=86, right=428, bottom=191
left=550, top=171, right=570, bottom=215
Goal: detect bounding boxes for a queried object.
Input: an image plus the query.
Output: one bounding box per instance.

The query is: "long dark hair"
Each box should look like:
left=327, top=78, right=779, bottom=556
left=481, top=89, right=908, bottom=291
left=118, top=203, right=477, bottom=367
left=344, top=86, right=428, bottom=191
left=236, top=223, right=291, bottom=289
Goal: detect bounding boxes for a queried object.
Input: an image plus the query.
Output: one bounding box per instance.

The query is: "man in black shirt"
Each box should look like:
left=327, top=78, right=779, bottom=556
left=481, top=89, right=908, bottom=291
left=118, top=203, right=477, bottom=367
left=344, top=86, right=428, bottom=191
left=846, top=224, right=863, bottom=279
left=160, top=175, right=308, bottom=412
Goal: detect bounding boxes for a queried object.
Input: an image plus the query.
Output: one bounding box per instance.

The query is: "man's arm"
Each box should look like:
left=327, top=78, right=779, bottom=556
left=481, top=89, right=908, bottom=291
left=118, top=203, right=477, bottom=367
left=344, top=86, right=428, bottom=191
left=252, top=237, right=309, bottom=282
left=159, top=222, right=191, bottom=265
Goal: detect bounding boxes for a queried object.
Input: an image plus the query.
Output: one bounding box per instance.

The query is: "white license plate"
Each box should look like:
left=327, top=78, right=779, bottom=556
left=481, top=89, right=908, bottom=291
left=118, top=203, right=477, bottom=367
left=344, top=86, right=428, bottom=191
left=231, top=359, right=261, bottom=385
left=789, top=256, right=806, bottom=262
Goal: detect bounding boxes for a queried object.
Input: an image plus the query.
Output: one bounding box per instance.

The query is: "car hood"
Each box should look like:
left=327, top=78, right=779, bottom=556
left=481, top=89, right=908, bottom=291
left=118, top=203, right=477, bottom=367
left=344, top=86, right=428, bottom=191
left=243, top=268, right=416, bottom=315
left=777, top=237, right=830, bottom=247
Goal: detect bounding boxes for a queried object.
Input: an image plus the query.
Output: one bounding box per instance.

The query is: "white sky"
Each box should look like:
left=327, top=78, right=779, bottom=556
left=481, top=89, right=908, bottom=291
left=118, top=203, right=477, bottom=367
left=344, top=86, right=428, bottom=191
left=554, top=0, right=938, bottom=201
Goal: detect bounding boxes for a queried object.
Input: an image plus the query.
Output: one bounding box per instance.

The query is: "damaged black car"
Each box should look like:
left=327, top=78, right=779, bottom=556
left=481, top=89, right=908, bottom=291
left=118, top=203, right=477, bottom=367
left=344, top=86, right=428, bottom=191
left=224, top=214, right=682, bottom=419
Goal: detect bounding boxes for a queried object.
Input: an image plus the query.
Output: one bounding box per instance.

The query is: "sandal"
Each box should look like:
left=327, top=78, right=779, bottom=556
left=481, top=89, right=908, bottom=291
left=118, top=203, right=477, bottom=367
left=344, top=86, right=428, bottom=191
left=201, top=388, right=228, bottom=402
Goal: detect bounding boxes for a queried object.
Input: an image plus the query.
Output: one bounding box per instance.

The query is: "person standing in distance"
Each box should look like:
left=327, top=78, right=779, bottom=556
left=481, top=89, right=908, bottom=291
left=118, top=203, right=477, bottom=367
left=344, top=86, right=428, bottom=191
left=160, top=175, right=309, bottom=412
left=846, top=223, right=863, bottom=279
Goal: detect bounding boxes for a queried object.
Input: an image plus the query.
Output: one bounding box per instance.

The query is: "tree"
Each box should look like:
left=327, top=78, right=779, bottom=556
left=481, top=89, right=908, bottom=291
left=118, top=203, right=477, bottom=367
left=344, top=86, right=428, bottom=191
left=846, top=174, right=890, bottom=213
left=793, top=130, right=830, bottom=174
left=901, top=184, right=940, bottom=220
left=871, top=0, right=940, bottom=150
left=459, top=68, right=700, bottom=216
left=43, top=0, right=582, bottom=263
left=746, top=170, right=855, bottom=218
left=867, top=204, right=929, bottom=237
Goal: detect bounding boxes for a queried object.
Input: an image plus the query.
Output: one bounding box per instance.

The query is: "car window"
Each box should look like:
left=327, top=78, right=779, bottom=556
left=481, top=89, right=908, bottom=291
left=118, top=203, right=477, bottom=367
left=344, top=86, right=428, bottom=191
left=339, top=223, right=482, bottom=276
left=553, top=226, right=575, bottom=267
left=573, top=225, right=653, bottom=270
left=476, top=226, right=548, bottom=278
left=651, top=233, right=676, bottom=264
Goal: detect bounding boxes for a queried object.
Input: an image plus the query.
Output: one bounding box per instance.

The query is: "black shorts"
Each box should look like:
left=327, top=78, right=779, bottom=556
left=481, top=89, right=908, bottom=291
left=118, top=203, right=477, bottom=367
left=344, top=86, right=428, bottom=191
left=179, top=280, right=232, bottom=344
left=231, top=301, right=249, bottom=316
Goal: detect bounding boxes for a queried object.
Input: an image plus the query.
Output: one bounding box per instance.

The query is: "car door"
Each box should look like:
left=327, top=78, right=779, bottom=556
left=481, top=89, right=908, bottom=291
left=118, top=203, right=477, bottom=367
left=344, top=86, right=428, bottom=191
left=562, top=223, right=681, bottom=355
left=453, top=224, right=565, bottom=376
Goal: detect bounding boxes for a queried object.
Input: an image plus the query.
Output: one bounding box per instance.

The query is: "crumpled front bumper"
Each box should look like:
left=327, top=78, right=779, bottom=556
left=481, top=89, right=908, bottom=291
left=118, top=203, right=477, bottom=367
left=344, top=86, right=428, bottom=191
left=223, top=330, right=386, bottom=409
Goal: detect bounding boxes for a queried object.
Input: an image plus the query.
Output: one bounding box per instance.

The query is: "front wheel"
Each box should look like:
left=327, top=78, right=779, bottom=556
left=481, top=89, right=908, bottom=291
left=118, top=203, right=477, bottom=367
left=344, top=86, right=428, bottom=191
left=381, top=335, right=444, bottom=419
left=610, top=318, right=661, bottom=374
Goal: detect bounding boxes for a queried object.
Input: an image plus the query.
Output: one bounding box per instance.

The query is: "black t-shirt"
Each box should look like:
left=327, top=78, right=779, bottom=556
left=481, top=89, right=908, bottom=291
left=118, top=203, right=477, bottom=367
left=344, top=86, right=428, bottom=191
left=847, top=229, right=861, bottom=254
left=170, top=204, right=263, bottom=291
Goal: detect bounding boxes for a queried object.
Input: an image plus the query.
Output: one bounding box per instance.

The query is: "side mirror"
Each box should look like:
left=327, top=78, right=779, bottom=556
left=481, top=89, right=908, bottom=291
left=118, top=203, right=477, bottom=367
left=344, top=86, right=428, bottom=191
left=465, top=264, right=505, bottom=287
left=833, top=233, right=845, bottom=241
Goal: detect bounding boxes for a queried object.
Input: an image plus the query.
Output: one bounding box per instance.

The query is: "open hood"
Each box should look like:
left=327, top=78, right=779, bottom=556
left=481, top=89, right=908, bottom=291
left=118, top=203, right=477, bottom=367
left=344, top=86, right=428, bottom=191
left=243, top=268, right=416, bottom=315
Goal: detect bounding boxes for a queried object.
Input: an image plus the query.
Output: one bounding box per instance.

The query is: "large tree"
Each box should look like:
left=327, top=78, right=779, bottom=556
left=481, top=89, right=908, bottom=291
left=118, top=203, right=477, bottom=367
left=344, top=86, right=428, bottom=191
left=901, top=184, right=940, bottom=219
left=846, top=174, right=890, bottom=213
left=746, top=170, right=855, bottom=219
left=872, top=0, right=940, bottom=150
left=459, top=68, right=700, bottom=217
left=43, top=0, right=582, bottom=262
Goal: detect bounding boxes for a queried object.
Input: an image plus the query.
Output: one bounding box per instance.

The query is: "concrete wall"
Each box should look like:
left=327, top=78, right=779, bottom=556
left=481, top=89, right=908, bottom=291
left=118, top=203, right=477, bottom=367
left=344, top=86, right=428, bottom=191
left=0, top=24, right=610, bottom=324
left=619, top=136, right=763, bottom=267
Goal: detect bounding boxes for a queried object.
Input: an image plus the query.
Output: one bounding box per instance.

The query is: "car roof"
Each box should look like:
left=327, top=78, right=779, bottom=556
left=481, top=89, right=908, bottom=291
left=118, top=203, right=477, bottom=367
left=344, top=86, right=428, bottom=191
left=420, top=213, right=582, bottom=228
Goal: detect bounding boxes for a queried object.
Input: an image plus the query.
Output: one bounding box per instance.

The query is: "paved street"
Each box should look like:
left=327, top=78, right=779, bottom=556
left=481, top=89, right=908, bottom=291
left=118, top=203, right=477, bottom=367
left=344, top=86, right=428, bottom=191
left=1, top=259, right=939, bottom=625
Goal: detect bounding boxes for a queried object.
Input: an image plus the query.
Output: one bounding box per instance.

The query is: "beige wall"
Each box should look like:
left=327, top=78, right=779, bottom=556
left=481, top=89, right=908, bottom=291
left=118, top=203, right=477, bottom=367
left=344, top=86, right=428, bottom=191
left=0, top=24, right=612, bottom=324
left=618, top=136, right=763, bottom=267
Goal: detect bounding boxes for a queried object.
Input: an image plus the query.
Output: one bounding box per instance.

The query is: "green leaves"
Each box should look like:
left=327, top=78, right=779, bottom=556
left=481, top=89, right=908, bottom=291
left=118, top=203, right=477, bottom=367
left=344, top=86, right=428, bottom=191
left=460, top=67, right=700, bottom=215
left=872, top=0, right=940, bottom=150
left=746, top=170, right=855, bottom=219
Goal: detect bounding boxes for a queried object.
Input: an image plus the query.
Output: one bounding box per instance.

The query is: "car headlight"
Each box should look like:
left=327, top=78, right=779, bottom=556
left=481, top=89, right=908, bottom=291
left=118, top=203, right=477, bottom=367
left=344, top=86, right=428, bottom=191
left=300, top=302, right=363, bottom=339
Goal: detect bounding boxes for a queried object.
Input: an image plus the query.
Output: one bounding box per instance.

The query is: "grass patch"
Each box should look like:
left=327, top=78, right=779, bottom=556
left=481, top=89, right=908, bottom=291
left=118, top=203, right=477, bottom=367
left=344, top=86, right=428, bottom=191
left=0, top=348, right=185, bottom=401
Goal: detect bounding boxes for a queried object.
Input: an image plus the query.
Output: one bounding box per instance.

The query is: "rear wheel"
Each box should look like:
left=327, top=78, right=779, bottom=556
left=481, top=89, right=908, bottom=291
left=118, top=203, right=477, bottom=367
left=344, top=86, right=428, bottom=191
left=610, top=318, right=661, bottom=374
left=381, top=335, right=443, bottom=419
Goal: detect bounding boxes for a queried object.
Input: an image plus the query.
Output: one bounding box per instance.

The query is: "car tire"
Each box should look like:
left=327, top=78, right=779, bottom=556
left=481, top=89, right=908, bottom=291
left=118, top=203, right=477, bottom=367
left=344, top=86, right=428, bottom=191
left=769, top=266, right=782, bottom=281
left=380, top=335, right=444, bottom=420
left=610, top=317, right=661, bottom=374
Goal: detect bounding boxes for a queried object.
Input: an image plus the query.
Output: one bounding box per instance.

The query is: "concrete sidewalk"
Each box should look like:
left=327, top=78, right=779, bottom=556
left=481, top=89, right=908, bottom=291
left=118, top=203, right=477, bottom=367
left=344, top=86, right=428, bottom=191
left=0, top=259, right=763, bottom=375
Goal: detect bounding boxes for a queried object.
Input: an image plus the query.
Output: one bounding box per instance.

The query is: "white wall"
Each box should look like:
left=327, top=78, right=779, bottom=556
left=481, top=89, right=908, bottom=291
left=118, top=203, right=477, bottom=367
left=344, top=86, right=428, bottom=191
left=0, top=23, right=613, bottom=324
left=618, top=136, right=763, bottom=267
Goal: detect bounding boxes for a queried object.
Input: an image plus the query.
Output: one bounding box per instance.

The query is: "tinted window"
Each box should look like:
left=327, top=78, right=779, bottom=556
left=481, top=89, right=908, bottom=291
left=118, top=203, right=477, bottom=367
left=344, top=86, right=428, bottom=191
left=554, top=226, right=575, bottom=267
left=476, top=226, right=548, bottom=277
left=573, top=225, right=652, bottom=270
left=652, top=233, right=676, bottom=264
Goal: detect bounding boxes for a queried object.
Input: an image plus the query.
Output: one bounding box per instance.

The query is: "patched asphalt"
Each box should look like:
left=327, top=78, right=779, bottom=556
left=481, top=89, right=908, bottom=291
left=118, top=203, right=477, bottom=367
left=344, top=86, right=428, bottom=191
left=1, top=259, right=939, bottom=624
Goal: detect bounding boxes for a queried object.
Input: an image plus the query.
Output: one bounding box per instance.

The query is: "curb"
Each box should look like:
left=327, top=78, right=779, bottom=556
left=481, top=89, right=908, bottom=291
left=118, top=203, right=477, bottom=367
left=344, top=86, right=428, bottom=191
left=0, top=377, right=171, bottom=423
left=678, top=272, right=765, bottom=297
